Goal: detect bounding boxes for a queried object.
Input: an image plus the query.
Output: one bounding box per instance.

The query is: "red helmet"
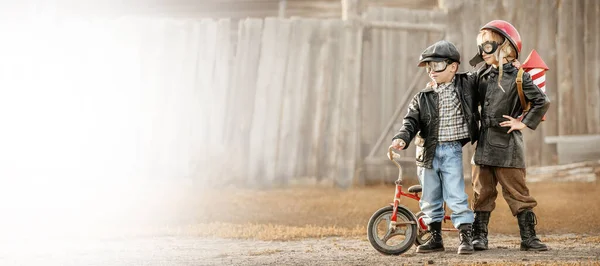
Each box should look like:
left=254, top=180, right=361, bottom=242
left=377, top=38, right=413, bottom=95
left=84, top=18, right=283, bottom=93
left=481, top=20, right=522, bottom=59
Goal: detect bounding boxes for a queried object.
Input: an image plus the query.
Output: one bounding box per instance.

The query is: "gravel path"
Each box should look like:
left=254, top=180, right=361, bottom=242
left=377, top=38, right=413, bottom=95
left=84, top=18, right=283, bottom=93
left=3, top=234, right=599, bottom=265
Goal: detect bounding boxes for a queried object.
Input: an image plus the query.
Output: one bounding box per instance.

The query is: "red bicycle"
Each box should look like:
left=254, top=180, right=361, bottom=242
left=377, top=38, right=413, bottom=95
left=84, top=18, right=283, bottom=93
left=367, top=146, right=457, bottom=255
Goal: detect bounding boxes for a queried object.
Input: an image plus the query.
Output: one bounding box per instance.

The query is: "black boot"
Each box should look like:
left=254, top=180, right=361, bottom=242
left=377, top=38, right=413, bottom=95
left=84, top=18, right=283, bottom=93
left=472, top=211, right=490, bottom=250
left=457, top=224, right=474, bottom=254
left=517, top=210, right=548, bottom=251
left=416, top=222, right=444, bottom=253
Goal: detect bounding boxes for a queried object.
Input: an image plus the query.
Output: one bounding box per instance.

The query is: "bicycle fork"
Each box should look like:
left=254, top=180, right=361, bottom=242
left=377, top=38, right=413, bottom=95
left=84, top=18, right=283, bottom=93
left=390, top=184, right=403, bottom=229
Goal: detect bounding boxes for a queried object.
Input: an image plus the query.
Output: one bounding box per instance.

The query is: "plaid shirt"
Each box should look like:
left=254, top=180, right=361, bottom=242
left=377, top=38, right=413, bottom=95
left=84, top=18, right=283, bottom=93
left=434, top=80, right=470, bottom=142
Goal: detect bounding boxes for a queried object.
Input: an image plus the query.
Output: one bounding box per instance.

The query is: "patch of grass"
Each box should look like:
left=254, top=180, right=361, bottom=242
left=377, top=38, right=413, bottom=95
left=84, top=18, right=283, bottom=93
left=85, top=181, right=600, bottom=241
left=581, top=236, right=600, bottom=244
left=160, top=223, right=365, bottom=241
left=184, top=182, right=600, bottom=238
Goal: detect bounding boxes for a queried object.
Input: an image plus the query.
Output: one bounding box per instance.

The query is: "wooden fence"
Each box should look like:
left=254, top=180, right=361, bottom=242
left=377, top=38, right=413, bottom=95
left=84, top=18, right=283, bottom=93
left=227, top=18, right=363, bottom=187
left=224, top=0, right=600, bottom=186
left=5, top=0, right=597, bottom=187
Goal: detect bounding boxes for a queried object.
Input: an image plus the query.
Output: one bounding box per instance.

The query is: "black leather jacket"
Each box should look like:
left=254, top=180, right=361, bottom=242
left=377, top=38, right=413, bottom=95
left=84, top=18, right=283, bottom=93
left=473, top=63, right=550, bottom=168
left=393, top=73, right=480, bottom=168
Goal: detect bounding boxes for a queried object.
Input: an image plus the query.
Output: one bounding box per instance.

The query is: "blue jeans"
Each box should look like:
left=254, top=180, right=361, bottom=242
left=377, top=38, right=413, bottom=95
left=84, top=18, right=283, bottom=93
left=417, top=141, right=474, bottom=228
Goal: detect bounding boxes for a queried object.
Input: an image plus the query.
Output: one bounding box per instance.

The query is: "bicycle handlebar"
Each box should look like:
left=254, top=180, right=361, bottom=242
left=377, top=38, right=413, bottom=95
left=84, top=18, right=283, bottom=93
left=388, top=145, right=403, bottom=184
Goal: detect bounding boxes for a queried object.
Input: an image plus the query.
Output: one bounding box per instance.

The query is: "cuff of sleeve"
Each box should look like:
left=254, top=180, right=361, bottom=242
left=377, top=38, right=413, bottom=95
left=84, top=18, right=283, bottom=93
left=522, top=118, right=539, bottom=130
left=392, top=135, right=409, bottom=150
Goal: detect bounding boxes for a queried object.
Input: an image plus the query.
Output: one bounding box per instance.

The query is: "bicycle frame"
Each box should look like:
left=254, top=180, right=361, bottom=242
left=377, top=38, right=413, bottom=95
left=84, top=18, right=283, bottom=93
left=389, top=182, right=420, bottom=228
left=388, top=146, right=457, bottom=232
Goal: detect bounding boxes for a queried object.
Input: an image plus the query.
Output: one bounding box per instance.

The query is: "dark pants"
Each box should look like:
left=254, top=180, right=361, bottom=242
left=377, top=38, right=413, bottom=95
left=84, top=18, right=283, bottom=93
left=471, top=165, right=537, bottom=216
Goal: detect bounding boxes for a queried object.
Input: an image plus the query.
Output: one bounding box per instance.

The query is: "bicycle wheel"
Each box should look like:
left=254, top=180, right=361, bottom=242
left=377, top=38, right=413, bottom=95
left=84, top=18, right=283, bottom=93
left=367, top=205, right=418, bottom=255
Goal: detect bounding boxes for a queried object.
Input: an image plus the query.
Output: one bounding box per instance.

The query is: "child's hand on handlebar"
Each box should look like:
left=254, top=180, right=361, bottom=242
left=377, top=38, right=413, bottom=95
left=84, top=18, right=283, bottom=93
left=391, top=139, right=406, bottom=150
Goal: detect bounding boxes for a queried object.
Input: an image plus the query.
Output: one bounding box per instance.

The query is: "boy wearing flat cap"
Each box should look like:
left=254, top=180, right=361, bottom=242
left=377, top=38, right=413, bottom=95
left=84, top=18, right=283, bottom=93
left=391, top=40, right=479, bottom=255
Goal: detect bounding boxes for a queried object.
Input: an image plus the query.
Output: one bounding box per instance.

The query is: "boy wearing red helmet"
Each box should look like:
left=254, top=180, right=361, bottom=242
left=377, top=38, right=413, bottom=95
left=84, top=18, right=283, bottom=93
left=469, top=20, right=550, bottom=252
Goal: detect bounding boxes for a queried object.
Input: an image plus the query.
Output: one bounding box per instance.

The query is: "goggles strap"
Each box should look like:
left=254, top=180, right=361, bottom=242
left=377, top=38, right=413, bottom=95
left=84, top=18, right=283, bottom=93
left=496, top=39, right=509, bottom=93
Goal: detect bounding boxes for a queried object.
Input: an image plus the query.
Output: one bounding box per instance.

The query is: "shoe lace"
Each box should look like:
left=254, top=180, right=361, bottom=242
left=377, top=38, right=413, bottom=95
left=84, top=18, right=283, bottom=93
left=459, top=230, right=472, bottom=244
left=430, top=230, right=442, bottom=241
left=528, top=212, right=538, bottom=237
left=474, top=220, right=485, bottom=235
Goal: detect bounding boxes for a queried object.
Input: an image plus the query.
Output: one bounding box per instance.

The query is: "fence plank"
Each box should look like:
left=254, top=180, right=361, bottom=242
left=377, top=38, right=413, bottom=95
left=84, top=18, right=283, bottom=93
left=225, top=18, right=263, bottom=182
left=322, top=20, right=344, bottom=183
left=286, top=19, right=314, bottom=181
left=597, top=0, right=600, bottom=134
left=572, top=0, right=588, bottom=134
left=275, top=19, right=313, bottom=183
left=557, top=0, right=574, bottom=136
left=180, top=20, right=201, bottom=181
left=306, top=19, right=334, bottom=181
left=596, top=0, right=600, bottom=134
left=249, top=17, right=280, bottom=185
left=333, top=19, right=363, bottom=187
left=213, top=20, right=232, bottom=144
left=381, top=7, right=393, bottom=153
left=519, top=1, right=543, bottom=167
left=262, top=19, right=292, bottom=185
left=295, top=18, right=322, bottom=180
left=361, top=7, right=383, bottom=156
left=359, top=22, right=375, bottom=158
left=585, top=0, right=600, bottom=134
left=538, top=0, right=559, bottom=165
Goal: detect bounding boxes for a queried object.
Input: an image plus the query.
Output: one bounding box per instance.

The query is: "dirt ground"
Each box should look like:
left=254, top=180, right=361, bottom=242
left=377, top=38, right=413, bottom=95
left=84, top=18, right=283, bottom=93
left=3, top=234, right=599, bottom=265
left=199, top=235, right=600, bottom=265
left=3, top=180, right=600, bottom=265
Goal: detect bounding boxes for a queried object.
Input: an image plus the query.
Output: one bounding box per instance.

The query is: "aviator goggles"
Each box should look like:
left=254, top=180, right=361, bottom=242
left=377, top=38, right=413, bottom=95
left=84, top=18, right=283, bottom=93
left=478, top=41, right=499, bottom=55
left=425, top=60, right=453, bottom=73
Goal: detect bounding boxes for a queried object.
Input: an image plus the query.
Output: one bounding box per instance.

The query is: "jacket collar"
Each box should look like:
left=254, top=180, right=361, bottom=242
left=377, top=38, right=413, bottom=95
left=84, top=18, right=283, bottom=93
left=421, top=77, right=456, bottom=93
left=422, top=86, right=435, bottom=92
left=481, top=62, right=517, bottom=76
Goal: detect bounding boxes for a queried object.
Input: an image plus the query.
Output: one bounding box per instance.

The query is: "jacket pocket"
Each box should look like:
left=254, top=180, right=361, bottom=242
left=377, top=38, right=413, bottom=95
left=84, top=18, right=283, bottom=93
left=415, top=134, right=425, bottom=162
left=486, top=127, right=510, bottom=148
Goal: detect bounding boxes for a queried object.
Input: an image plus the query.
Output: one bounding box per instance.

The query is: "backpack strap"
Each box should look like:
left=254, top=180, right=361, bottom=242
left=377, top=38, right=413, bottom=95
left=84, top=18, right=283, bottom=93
left=516, top=68, right=531, bottom=112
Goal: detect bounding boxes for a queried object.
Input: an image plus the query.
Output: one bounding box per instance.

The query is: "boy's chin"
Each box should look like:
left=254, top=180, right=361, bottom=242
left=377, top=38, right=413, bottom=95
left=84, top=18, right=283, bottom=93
left=432, top=78, right=449, bottom=84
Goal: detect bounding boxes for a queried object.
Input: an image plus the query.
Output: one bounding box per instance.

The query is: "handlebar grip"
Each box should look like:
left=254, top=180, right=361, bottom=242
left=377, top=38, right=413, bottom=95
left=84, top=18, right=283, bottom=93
left=388, top=145, right=402, bottom=168
left=388, top=145, right=403, bottom=184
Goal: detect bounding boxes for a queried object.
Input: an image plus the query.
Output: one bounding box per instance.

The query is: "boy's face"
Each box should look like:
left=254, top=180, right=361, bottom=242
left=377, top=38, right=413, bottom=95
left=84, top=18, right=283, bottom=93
left=426, top=60, right=457, bottom=84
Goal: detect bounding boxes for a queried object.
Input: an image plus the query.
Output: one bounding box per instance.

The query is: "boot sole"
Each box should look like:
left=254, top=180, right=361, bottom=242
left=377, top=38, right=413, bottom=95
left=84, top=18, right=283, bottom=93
left=458, top=249, right=474, bottom=255
left=473, top=240, right=488, bottom=251
left=520, top=246, right=548, bottom=251
left=416, top=248, right=445, bottom=253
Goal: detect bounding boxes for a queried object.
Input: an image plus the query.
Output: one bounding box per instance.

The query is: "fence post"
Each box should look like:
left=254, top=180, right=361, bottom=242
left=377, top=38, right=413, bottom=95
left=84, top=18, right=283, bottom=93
left=341, top=0, right=363, bottom=20
left=335, top=0, right=364, bottom=187
left=278, top=0, right=286, bottom=18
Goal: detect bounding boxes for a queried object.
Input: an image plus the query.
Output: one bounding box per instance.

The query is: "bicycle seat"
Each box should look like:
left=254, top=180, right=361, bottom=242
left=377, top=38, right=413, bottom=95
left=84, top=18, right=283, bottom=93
left=408, top=185, right=422, bottom=193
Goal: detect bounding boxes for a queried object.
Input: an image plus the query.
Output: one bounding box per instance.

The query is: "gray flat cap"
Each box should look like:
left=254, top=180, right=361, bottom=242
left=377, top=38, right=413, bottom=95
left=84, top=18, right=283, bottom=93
left=418, top=40, right=461, bottom=67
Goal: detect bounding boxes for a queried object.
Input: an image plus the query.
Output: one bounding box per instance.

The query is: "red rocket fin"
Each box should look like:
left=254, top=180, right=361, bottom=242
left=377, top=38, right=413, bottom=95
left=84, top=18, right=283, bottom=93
left=521, top=49, right=549, bottom=70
